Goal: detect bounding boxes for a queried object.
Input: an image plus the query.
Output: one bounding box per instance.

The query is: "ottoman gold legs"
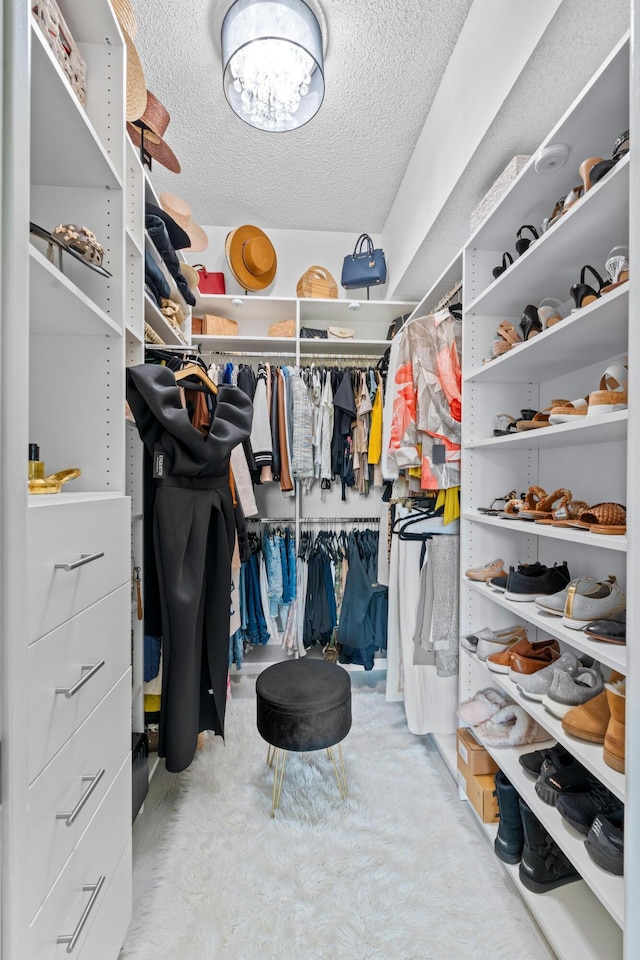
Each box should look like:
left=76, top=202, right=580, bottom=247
left=327, top=743, right=348, bottom=799
left=265, top=743, right=348, bottom=815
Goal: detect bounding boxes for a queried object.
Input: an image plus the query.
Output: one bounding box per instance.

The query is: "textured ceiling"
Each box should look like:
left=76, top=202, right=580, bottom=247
left=129, top=0, right=473, bottom=231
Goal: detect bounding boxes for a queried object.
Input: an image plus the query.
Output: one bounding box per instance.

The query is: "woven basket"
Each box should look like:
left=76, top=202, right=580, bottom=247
left=32, top=0, right=87, bottom=105
left=268, top=319, right=295, bottom=338
left=297, top=266, right=338, bottom=299
left=201, top=314, right=238, bottom=336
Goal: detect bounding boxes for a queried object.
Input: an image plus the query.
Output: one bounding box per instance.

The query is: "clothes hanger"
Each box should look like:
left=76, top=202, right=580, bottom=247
left=174, top=362, right=218, bottom=394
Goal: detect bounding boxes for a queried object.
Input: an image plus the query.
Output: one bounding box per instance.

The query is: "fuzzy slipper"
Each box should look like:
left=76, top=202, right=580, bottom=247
left=456, top=688, right=511, bottom=726
left=474, top=704, right=551, bottom=746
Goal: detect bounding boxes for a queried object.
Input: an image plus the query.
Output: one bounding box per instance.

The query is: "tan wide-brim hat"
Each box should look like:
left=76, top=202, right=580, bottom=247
left=225, top=225, right=277, bottom=291
left=181, top=263, right=200, bottom=290
left=160, top=192, right=208, bottom=252
left=126, top=92, right=181, bottom=173
left=112, top=0, right=147, bottom=121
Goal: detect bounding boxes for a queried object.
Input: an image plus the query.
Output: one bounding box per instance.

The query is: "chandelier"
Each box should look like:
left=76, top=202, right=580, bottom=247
left=221, top=0, right=325, bottom=132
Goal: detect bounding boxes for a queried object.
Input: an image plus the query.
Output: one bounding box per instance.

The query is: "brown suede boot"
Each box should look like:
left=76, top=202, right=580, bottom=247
left=562, top=691, right=610, bottom=743
left=603, top=679, right=626, bottom=773
left=562, top=669, right=623, bottom=744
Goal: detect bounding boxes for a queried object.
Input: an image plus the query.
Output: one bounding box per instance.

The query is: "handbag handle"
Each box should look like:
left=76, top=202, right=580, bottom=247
left=309, top=265, right=330, bottom=278
left=352, top=234, right=374, bottom=258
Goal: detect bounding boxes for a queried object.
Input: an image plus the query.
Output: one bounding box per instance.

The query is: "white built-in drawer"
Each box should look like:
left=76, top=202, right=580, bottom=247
left=77, top=838, right=132, bottom=960
left=29, top=754, right=131, bottom=960
left=27, top=495, right=130, bottom=642
left=28, top=585, right=130, bottom=781
left=28, top=670, right=131, bottom=919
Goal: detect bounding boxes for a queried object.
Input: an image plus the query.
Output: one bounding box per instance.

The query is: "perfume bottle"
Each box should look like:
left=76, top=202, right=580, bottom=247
left=28, top=443, right=45, bottom=481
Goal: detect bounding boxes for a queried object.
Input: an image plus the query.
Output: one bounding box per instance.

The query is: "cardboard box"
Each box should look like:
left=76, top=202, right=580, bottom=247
left=465, top=772, right=500, bottom=823
left=191, top=316, right=203, bottom=335
left=456, top=727, right=499, bottom=778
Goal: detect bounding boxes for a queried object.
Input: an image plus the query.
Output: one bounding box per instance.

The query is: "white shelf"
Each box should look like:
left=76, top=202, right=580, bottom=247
left=144, top=294, right=187, bottom=346
left=29, top=246, right=121, bottom=337
left=463, top=511, right=627, bottom=553
left=30, top=23, right=121, bottom=190
left=465, top=649, right=625, bottom=803
left=299, top=298, right=416, bottom=324
left=463, top=779, right=624, bottom=951
left=463, top=699, right=625, bottom=926
left=465, top=579, right=627, bottom=674
left=466, top=410, right=627, bottom=449
left=465, top=284, right=629, bottom=384
left=126, top=227, right=144, bottom=258
left=194, top=293, right=297, bottom=322
left=198, top=334, right=296, bottom=355
left=27, top=491, right=125, bottom=508
left=467, top=156, right=629, bottom=318
left=299, top=338, right=388, bottom=356
left=468, top=33, right=629, bottom=253
left=430, top=733, right=458, bottom=781
left=231, top=644, right=387, bottom=675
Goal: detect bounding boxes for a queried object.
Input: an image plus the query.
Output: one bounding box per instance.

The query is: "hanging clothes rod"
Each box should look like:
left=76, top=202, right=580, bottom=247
left=246, top=516, right=380, bottom=524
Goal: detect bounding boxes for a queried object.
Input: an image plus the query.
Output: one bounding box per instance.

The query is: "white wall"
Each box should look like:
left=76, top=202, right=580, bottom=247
left=184, top=226, right=388, bottom=301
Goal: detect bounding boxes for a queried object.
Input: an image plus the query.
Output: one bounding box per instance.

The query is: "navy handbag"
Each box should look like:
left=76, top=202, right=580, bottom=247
left=341, top=234, right=387, bottom=290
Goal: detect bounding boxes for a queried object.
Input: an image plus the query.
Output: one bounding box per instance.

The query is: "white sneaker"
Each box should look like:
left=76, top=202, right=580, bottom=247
left=561, top=576, right=625, bottom=630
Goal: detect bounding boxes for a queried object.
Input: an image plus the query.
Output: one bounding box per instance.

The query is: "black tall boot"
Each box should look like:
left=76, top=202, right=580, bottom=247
left=518, top=799, right=580, bottom=892
left=493, top=770, right=524, bottom=864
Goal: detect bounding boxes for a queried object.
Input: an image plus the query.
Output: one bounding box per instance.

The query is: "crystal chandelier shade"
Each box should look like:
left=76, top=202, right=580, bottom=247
left=222, top=0, right=325, bottom=132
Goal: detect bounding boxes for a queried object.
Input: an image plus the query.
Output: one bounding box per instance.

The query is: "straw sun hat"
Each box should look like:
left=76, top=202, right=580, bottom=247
left=126, top=92, right=181, bottom=173
left=160, top=193, right=208, bottom=252
left=225, top=226, right=277, bottom=291
left=180, top=263, right=200, bottom=290
left=111, top=0, right=147, bottom=121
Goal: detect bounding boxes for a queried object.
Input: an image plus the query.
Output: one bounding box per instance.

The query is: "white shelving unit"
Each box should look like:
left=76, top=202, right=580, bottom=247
left=2, top=3, right=133, bottom=959
left=188, top=289, right=415, bottom=673
left=459, top=31, right=632, bottom=959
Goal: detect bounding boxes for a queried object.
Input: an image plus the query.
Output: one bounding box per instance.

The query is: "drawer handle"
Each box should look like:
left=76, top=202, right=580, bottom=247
left=54, top=551, right=105, bottom=572
left=55, top=660, right=105, bottom=699
left=56, top=768, right=106, bottom=826
left=57, top=875, right=105, bottom=953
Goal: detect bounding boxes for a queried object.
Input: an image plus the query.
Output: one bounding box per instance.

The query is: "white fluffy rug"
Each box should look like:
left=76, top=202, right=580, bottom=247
left=123, top=689, right=550, bottom=960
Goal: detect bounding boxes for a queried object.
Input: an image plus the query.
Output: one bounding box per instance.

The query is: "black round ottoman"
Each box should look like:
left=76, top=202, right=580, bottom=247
left=256, top=658, right=352, bottom=815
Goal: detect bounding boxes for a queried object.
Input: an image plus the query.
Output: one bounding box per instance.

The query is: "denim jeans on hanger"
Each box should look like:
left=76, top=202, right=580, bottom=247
left=282, top=529, right=296, bottom=604
left=263, top=531, right=284, bottom=618
left=245, top=553, right=270, bottom=644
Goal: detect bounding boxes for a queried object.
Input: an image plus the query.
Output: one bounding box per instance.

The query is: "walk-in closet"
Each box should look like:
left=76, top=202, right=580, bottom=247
left=0, top=1, right=638, bottom=958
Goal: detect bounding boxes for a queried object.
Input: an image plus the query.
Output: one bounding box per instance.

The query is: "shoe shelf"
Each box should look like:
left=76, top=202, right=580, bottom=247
left=464, top=284, right=628, bottom=384
left=462, top=512, right=627, bottom=553
left=30, top=22, right=122, bottom=191
left=29, top=246, right=121, bottom=338
left=463, top=800, right=623, bottom=960
left=464, top=649, right=625, bottom=804
left=466, top=155, right=629, bottom=319
left=465, top=579, right=627, bottom=674
left=430, top=732, right=458, bottom=782
left=463, top=708, right=625, bottom=929
left=144, top=294, right=187, bottom=346
left=468, top=32, right=628, bottom=254
left=466, top=410, right=627, bottom=450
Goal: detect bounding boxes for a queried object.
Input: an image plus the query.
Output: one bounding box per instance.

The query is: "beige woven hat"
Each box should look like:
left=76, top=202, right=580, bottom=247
left=112, top=0, right=147, bottom=121
left=225, top=225, right=277, bottom=291
left=181, top=263, right=200, bottom=290
left=160, top=193, right=208, bottom=252
left=126, top=92, right=181, bottom=173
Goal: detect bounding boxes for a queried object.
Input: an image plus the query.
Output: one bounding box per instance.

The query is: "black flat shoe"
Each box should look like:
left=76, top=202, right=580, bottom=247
left=492, top=252, right=513, bottom=279
left=570, top=265, right=605, bottom=309
left=515, top=225, right=539, bottom=256
left=520, top=305, right=542, bottom=340
left=584, top=611, right=626, bottom=645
